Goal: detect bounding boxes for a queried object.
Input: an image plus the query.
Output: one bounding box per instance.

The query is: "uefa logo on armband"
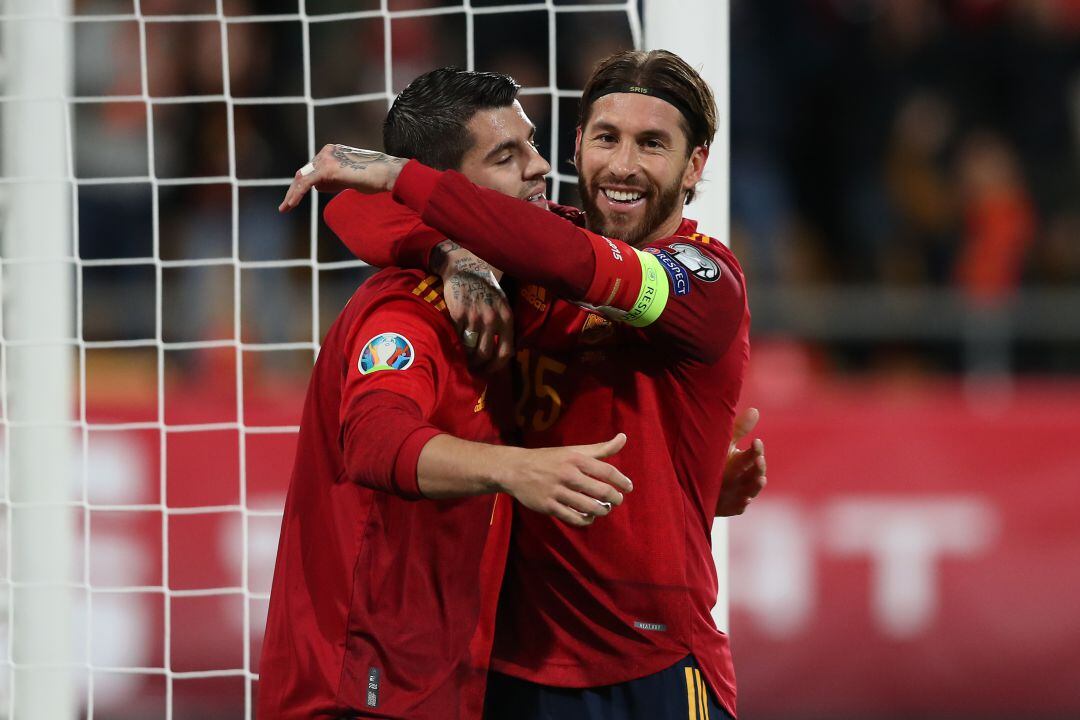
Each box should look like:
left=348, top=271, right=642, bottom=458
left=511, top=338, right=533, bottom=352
left=359, top=332, right=415, bottom=374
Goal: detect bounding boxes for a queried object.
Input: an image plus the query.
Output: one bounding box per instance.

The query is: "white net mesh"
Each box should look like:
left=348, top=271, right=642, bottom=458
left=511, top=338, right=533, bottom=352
left=0, top=1, right=642, bottom=717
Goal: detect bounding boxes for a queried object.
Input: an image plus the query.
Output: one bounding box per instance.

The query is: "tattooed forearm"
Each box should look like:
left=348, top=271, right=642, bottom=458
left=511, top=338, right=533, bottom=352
left=330, top=145, right=406, bottom=172
left=447, top=255, right=500, bottom=307
left=452, top=255, right=492, bottom=277
left=447, top=273, right=499, bottom=307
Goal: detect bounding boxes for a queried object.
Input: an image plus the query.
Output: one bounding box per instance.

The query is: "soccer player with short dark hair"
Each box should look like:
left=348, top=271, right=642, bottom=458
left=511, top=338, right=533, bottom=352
left=257, top=68, right=633, bottom=720
left=285, top=51, right=764, bottom=720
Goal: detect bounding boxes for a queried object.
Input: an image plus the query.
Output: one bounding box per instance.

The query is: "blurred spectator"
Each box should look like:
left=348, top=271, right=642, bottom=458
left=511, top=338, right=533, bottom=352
left=954, top=130, right=1036, bottom=305
left=883, top=90, right=957, bottom=286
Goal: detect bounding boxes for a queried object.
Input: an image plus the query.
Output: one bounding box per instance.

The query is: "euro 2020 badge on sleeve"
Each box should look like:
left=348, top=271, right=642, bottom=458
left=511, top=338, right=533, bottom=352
left=359, top=332, right=415, bottom=374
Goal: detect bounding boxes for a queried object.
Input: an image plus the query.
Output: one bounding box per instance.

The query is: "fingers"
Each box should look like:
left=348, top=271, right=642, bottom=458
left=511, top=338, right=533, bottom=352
left=567, top=473, right=625, bottom=506
left=280, top=145, right=332, bottom=212
left=280, top=144, right=340, bottom=212
left=730, top=407, right=760, bottom=446
left=461, top=317, right=489, bottom=369
left=557, top=488, right=615, bottom=517
left=575, top=456, right=632, bottom=495
left=474, top=323, right=497, bottom=368
left=748, top=474, right=766, bottom=498
left=550, top=502, right=596, bottom=528
left=279, top=169, right=314, bottom=213
left=728, top=439, right=764, bottom=478
left=475, top=290, right=514, bottom=373
left=459, top=299, right=505, bottom=370
left=490, top=331, right=515, bottom=372
left=488, top=304, right=516, bottom=373
left=564, top=434, right=630, bottom=493
left=574, top=433, right=627, bottom=459
left=461, top=324, right=480, bottom=352
left=727, top=478, right=766, bottom=516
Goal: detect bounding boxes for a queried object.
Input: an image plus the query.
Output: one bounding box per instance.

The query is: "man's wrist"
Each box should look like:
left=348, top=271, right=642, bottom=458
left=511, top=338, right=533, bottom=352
left=392, top=159, right=442, bottom=211
left=429, top=240, right=463, bottom=276
left=483, top=445, right=520, bottom=495
left=384, top=160, right=404, bottom=192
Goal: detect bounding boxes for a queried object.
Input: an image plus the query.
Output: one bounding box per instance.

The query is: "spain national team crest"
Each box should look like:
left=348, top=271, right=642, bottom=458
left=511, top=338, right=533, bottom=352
left=580, top=312, right=615, bottom=345
left=359, top=332, right=415, bottom=374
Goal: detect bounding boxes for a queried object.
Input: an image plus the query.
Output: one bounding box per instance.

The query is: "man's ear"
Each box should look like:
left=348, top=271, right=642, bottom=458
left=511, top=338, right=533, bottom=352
left=569, top=126, right=585, bottom=169
left=683, top=144, right=709, bottom=192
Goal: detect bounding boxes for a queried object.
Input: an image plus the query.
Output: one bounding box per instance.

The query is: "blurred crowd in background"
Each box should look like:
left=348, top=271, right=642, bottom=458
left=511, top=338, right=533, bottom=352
left=733, top=0, right=1080, bottom=293
left=60, top=0, right=1080, bottom=375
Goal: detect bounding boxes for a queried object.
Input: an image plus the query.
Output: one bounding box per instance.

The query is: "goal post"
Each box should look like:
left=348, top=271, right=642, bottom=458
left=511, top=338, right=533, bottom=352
left=1, top=0, right=77, bottom=718
left=644, top=0, right=732, bottom=632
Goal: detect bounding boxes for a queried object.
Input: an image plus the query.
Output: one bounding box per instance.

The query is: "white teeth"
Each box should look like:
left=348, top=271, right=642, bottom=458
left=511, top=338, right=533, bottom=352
left=603, top=189, right=644, bottom=203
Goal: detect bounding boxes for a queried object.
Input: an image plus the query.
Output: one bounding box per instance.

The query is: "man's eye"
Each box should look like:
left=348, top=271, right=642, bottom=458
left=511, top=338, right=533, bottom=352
left=496, top=155, right=512, bottom=165
left=597, top=134, right=616, bottom=144
left=644, top=139, right=663, bottom=150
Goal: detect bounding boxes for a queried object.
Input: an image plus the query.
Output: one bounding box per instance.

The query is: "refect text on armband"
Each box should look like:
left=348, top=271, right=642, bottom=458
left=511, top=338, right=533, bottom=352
left=624, top=250, right=670, bottom=327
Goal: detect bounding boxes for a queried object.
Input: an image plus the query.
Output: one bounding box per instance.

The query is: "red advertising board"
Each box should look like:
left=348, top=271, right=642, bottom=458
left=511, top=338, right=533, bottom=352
left=730, top=361, right=1080, bottom=718
left=12, top=362, right=1079, bottom=718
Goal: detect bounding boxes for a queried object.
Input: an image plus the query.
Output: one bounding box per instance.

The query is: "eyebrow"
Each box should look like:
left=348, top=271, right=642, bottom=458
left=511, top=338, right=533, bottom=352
left=481, top=125, right=537, bottom=163
left=482, top=139, right=517, bottom=163
left=590, top=120, right=675, bottom=144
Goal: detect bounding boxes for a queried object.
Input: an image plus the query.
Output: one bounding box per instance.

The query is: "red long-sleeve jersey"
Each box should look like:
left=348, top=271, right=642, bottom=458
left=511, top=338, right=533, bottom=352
left=258, top=267, right=512, bottom=720
left=324, top=162, right=749, bottom=717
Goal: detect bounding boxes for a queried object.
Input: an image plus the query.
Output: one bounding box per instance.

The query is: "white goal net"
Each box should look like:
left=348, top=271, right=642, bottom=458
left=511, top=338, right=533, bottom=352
left=0, top=1, right=725, bottom=718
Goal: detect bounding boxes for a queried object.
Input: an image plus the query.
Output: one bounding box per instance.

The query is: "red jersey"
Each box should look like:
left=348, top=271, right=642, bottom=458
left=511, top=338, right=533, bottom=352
left=258, top=267, right=512, bottom=719
left=326, top=162, right=750, bottom=717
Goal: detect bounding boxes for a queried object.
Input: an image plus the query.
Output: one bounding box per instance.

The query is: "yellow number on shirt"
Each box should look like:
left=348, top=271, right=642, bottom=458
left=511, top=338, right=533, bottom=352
left=514, top=350, right=567, bottom=432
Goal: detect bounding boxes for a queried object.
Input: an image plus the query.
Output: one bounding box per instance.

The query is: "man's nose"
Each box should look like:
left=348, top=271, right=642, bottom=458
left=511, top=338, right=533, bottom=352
left=608, top=140, right=639, bottom=178
left=525, top=143, right=551, bottom=179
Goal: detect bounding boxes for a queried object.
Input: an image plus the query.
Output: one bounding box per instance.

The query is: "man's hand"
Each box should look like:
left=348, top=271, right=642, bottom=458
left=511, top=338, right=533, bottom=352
left=498, top=433, right=632, bottom=528
left=431, top=240, right=515, bottom=373
left=717, top=407, right=766, bottom=517
left=278, top=144, right=407, bottom=212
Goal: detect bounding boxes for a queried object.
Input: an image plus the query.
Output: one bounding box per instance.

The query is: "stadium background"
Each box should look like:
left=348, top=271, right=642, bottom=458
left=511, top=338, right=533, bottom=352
left=2, top=0, right=1079, bottom=718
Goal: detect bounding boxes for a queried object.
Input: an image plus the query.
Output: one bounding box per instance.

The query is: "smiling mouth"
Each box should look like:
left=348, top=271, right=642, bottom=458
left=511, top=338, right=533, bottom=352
left=602, top=188, right=645, bottom=204
left=525, top=190, right=546, bottom=203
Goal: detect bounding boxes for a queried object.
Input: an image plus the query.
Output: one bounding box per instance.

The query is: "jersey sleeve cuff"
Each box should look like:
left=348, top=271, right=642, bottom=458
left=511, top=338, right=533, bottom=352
left=392, top=425, right=445, bottom=499
left=584, top=234, right=642, bottom=309
left=397, top=231, right=440, bottom=270
left=393, top=159, right=442, bottom=215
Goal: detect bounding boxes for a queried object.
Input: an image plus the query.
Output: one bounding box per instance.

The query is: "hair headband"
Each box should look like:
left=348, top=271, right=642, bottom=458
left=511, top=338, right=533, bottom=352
left=585, top=84, right=705, bottom=144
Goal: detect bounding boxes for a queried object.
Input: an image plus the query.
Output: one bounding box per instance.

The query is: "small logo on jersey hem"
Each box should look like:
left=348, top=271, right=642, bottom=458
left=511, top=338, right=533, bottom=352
left=358, top=332, right=415, bottom=375
left=366, top=666, right=380, bottom=708
left=667, top=242, right=720, bottom=283
left=634, top=620, right=668, bottom=632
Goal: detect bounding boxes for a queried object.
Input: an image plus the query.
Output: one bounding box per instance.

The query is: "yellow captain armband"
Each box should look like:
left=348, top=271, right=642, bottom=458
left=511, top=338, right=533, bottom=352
left=623, top=249, right=670, bottom=327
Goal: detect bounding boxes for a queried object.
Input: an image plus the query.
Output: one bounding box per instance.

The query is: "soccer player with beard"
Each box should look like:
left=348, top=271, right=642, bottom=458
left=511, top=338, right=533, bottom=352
left=283, top=51, right=760, bottom=719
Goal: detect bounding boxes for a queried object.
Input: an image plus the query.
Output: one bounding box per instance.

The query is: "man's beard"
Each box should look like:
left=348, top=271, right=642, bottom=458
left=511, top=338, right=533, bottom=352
left=579, top=164, right=685, bottom=247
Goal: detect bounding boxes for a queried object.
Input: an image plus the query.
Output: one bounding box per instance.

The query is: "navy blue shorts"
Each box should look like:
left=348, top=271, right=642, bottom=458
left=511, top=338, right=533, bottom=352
left=483, top=655, right=733, bottom=720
